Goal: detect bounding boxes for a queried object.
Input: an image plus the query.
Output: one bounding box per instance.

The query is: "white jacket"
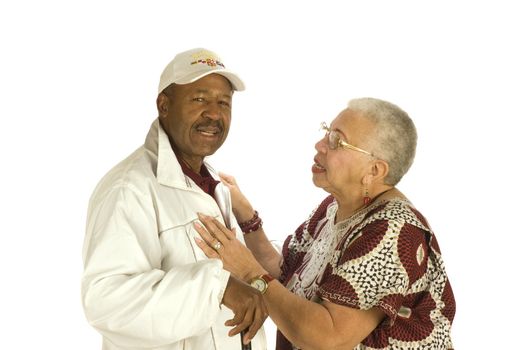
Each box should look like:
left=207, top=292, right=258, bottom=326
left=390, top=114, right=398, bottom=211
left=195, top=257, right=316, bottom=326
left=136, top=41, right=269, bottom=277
left=82, top=119, right=267, bottom=350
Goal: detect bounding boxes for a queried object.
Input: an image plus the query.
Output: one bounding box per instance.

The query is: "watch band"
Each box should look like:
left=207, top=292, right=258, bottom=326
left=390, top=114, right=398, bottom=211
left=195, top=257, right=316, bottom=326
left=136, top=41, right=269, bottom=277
left=260, top=274, right=274, bottom=284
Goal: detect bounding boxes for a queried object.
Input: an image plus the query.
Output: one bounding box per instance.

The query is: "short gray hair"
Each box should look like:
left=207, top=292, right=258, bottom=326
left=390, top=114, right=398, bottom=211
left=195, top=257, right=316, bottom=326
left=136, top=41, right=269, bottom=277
left=347, top=97, right=417, bottom=185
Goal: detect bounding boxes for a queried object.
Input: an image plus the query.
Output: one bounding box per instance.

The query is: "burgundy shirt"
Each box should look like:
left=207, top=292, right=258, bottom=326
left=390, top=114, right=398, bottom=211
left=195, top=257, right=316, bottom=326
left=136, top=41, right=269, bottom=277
left=176, top=155, right=219, bottom=198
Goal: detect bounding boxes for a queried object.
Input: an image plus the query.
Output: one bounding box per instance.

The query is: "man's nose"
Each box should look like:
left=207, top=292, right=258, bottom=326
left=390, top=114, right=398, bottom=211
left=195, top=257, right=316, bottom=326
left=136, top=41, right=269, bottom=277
left=203, top=104, right=222, bottom=120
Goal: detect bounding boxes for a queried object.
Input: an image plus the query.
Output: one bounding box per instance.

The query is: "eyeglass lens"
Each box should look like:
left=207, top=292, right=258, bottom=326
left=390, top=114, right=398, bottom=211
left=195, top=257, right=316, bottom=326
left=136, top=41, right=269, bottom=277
left=321, top=123, right=338, bottom=150
left=328, top=131, right=339, bottom=150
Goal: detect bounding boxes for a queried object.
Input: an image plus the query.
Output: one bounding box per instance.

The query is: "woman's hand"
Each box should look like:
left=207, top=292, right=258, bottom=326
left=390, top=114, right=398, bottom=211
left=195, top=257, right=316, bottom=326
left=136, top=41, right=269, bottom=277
left=194, top=213, right=267, bottom=282
left=219, top=172, right=256, bottom=223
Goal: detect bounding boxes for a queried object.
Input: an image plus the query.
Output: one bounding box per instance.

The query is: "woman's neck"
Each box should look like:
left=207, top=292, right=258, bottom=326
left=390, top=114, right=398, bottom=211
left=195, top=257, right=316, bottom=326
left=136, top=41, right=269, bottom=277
left=335, top=185, right=396, bottom=223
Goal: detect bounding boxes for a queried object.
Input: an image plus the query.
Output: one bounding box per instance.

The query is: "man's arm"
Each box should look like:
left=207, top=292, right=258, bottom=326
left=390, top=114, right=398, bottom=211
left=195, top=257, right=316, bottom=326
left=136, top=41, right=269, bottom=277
left=82, top=186, right=245, bottom=347
left=221, top=276, right=267, bottom=344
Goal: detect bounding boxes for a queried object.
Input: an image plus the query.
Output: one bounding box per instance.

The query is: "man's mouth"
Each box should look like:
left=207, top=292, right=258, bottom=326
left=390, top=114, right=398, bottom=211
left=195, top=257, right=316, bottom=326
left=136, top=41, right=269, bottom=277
left=196, top=125, right=222, bottom=136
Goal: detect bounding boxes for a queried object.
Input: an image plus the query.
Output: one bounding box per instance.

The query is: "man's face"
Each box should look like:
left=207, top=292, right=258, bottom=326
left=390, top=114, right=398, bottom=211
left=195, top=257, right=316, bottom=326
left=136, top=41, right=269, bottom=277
left=157, top=74, right=233, bottom=170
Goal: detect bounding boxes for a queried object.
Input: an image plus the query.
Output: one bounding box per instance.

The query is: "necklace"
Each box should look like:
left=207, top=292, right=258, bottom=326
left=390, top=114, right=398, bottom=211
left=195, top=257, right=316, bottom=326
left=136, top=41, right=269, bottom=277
left=336, top=188, right=394, bottom=223
left=368, top=188, right=393, bottom=206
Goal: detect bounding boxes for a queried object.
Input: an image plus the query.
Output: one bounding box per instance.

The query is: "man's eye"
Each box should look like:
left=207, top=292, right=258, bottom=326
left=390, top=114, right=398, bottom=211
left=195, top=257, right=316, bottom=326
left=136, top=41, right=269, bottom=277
left=219, top=101, right=231, bottom=108
left=193, top=97, right=205, bottom=102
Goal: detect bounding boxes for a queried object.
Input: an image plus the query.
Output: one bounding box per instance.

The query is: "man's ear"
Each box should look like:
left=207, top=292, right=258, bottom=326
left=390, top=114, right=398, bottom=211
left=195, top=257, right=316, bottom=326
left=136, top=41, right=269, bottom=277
left=156, top=93, right=169, bottom=118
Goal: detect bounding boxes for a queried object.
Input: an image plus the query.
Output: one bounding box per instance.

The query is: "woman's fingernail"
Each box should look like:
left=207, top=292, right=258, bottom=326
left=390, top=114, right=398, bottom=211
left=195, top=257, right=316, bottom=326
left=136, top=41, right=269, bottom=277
left=198, top=212, right=210, bottom=220
left=194, top=237, right=203, bottom=244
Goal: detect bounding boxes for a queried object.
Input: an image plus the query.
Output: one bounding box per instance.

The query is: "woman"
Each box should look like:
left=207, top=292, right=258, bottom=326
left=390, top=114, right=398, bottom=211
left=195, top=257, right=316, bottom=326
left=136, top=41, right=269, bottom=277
left=194, top=97, right=455, bottom=349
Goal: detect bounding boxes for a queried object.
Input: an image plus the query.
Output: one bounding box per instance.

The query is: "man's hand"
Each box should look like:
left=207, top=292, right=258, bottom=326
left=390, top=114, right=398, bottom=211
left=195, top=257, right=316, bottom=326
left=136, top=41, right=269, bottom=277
left=222, top=276, right=268, bottom=345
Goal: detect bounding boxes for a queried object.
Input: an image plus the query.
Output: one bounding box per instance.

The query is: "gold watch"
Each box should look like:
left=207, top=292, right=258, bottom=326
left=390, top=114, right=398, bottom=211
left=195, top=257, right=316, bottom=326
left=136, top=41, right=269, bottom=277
left=249, top=274, right=274, bottom=294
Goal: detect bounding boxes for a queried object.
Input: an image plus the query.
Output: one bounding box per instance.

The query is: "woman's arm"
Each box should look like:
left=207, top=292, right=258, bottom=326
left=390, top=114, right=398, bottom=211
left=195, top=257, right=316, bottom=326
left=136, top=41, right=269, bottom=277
left=194, top=214, right=385, bottom=349
left=242, top=227, right=282, bottom=278
left=263, top=280, right=384, bottom=350
left=220, top=173, right=282, bottom=277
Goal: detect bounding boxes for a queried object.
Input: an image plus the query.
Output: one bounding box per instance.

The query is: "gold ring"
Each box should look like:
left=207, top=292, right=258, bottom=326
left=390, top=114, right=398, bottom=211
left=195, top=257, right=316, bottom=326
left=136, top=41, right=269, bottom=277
left=213, top=241, right=222, bottom=250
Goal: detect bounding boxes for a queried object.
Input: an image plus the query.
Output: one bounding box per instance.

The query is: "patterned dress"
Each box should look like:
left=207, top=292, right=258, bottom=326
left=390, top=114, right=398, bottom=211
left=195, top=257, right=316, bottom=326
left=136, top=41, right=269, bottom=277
left=277, top=196, right=455, bottom=350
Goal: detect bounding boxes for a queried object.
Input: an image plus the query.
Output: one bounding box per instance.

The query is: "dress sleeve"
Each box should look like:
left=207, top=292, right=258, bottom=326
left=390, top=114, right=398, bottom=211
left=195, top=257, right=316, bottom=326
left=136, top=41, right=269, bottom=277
left=81, top=186, right=229, bottom=348
left=317, top=218, right=430, bottom=323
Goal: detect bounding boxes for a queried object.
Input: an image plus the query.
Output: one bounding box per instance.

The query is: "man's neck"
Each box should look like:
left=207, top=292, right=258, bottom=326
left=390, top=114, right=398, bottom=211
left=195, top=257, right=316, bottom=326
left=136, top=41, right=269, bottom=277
left=174, top=152, right=219, bottom=198
left=178, top=155, right=202, bottom=174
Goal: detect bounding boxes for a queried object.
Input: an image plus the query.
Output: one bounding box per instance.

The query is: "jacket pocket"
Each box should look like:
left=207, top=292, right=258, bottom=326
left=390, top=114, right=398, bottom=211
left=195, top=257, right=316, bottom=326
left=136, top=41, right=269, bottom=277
left=159, top=222, right=203, bottom=269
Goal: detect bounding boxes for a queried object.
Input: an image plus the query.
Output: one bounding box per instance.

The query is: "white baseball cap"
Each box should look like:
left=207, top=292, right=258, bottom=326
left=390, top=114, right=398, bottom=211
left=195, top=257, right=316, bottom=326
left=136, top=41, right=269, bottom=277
left=158, top=48, right=245, bottom=93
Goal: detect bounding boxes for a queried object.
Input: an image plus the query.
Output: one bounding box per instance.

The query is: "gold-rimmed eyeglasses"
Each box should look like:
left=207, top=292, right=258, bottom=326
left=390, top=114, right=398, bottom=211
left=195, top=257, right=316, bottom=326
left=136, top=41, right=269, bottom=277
left=320, top=122, right=375, bottom=157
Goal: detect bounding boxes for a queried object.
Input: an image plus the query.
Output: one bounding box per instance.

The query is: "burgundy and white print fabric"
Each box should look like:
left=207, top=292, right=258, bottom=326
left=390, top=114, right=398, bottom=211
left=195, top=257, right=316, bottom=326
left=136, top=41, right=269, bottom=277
left=277, top=196, right=455, bottom=350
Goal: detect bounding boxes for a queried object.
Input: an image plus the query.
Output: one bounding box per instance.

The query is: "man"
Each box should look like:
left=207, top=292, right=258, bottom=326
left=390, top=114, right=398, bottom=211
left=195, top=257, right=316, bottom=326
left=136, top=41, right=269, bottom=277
left=82, top=48, right=267, bottom=349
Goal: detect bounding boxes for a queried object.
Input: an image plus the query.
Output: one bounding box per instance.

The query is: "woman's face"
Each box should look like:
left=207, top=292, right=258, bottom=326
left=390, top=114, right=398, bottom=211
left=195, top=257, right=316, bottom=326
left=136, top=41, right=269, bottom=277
left=311, top=109, right=376, bottom=198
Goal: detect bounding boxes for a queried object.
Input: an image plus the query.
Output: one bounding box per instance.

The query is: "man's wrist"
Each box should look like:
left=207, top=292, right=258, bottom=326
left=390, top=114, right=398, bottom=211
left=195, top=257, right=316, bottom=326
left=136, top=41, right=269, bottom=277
left=218, top=270, right=232, bottom=305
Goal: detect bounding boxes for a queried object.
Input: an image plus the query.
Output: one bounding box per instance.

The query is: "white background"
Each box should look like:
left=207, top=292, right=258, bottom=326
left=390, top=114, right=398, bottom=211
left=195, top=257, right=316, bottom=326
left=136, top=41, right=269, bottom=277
left=1, top=0, right=524, bottom=348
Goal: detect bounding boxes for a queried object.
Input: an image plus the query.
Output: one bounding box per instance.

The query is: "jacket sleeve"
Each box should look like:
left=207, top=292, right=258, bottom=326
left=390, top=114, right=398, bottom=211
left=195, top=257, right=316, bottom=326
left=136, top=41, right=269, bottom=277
left=81, top=185, right=230, bottom=348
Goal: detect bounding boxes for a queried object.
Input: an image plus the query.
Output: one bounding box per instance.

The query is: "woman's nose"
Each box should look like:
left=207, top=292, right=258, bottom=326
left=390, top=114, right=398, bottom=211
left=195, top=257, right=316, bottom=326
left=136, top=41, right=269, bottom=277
left=315, top=138, right=328, bottom=153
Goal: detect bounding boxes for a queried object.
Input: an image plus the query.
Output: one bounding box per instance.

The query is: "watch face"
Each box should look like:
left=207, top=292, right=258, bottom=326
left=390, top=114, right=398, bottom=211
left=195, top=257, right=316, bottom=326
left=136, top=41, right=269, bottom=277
left=251, top=278, right=267, bottom=292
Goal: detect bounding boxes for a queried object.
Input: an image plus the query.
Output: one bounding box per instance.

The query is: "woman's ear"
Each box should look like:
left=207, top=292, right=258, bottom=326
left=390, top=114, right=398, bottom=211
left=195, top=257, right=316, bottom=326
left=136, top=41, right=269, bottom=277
left=371, top=159, right=390, bottom=182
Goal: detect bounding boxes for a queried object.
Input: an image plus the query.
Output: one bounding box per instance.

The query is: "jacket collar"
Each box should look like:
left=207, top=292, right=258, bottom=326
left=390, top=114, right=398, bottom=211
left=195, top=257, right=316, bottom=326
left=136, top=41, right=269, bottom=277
left=144, top=119, right=220, bottom=189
